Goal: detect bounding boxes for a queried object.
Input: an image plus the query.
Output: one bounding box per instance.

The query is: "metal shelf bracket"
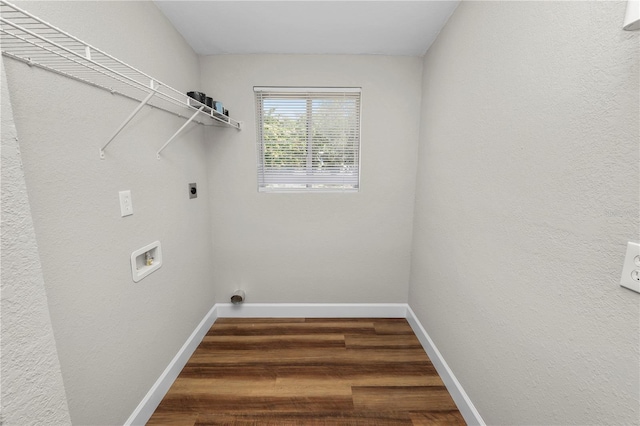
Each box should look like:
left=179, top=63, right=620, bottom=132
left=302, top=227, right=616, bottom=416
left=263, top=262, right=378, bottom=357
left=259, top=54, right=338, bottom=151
left=156, top=106, right=204, bottom=159
left=0, top=0, right=242, bottom=160
left=100, top=83, right=158, bottom=159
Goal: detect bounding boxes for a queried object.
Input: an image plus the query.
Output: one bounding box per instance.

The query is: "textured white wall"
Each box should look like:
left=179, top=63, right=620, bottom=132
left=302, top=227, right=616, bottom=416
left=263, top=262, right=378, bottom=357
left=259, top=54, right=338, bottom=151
left=410, top=1, right=639, bottom=425
left=199, top=55, right=422, bottom=304
left=4, top=2, right=215, bottom=424
left=1, top=58, right=72, bottom=426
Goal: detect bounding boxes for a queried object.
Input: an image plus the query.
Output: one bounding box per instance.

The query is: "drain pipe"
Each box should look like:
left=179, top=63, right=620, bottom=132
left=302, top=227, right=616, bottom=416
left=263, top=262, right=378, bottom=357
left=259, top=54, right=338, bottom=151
left=231, top=290, right=245, bottom=304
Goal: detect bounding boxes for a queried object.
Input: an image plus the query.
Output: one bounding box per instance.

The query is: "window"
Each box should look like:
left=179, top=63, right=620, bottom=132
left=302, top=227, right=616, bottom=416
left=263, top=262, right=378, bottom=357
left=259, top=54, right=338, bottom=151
left=255, top=87, right=361, bottom=192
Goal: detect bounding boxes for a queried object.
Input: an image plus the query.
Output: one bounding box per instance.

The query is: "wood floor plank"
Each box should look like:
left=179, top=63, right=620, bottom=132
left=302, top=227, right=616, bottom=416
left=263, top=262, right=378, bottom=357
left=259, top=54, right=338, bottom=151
left=374, top=321, right=416, bottom=335
left=146, top=412, right=198, bottom=426
left=177, top=362, right=439, bottom=381
left=195, top=411, right=414, bottom=425
left=166, top=377, right=352, bottom=397
left=409, top=411, right=467, bottom=425
left=154, top=395, right=355, bottom=413
left=177, top=365, right=277, bottom=379
left=275, top=374, right=444, bottom=388
left=352, top=386, right=459, bottom=411
left=200, top=334, right=346, bottom=350
left=208, top=321, right=376, bottom=336
left=272, top=362, right=439, bottom=379
left=188, top=348, right=430, bottom=365
left=303, top=317, right=392, bottom=323
left=345, top=333, right=422, bottom=349
left=149, top=318, right=465, bottom=425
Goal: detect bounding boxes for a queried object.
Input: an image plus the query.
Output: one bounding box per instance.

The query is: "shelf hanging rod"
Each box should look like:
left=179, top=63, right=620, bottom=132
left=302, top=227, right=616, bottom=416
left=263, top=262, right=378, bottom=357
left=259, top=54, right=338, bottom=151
left=156, top=106, right=204, bottom=159
left=100, top=84, right=158, bottom=159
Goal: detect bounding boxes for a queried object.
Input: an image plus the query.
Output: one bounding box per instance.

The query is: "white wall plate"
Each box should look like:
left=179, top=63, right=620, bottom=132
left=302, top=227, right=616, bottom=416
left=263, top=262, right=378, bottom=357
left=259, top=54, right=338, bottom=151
left=620, top=242, right=640, bottom=294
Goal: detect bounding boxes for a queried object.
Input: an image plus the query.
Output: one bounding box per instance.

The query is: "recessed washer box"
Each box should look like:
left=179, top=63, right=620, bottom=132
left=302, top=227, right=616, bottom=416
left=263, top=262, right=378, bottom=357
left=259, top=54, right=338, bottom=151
left=131, top=241, right=162, bottom=283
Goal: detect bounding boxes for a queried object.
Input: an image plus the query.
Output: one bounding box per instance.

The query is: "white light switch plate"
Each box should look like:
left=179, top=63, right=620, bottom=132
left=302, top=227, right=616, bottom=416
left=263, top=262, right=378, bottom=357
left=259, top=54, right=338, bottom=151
left=119, top=190, right=133, bottom=217
left=620, top=242, right=640, bottom=294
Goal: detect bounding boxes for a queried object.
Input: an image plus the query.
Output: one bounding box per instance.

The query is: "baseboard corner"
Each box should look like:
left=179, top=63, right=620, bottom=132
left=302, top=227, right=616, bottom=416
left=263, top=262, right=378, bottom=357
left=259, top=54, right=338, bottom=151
left=405, top=306, right=486, bottom=426
left=124, top=304, right=218, bottom=426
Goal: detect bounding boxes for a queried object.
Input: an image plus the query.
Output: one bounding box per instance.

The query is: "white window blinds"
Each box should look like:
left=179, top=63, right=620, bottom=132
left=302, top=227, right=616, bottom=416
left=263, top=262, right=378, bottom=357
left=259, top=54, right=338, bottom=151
left=255, top=87, right=361, bottom=192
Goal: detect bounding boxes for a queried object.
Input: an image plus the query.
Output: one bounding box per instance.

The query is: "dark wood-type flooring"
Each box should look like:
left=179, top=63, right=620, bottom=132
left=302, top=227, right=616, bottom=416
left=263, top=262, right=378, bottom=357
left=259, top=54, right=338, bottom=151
left=147, top=318, right=465, bottom=425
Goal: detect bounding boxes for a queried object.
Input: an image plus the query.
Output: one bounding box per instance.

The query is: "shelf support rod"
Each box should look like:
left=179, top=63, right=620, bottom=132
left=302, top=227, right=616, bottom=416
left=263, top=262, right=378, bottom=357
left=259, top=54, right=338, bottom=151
left=99, top=88, right=157, bottom=159
left=156, top=106, right=204, bottom=159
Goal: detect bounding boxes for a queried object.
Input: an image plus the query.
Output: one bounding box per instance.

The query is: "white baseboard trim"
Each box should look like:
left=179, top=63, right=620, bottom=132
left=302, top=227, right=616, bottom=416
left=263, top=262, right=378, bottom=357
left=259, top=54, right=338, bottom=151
left=125, top=302, right=483, bottom=426
left=406, top=305, right=486, bottom=426
left=123, top=304, right=219, bottom=426
left=215, top=302, right=408, bottom=318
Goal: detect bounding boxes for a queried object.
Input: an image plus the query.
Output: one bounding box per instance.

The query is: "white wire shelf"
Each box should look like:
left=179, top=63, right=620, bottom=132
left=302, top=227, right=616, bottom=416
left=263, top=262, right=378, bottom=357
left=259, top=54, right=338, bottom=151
left=0, top=0, right=241, bottom=159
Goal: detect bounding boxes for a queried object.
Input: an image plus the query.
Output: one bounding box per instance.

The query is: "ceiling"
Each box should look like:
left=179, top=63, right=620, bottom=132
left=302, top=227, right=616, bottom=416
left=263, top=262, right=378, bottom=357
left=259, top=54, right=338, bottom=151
left=154, top=1, right=460, bottom=56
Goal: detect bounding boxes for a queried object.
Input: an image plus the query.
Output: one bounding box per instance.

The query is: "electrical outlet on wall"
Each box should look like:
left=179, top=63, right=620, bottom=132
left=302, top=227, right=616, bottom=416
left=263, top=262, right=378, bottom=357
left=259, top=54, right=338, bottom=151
left=620, top=242, right=640, bottom=294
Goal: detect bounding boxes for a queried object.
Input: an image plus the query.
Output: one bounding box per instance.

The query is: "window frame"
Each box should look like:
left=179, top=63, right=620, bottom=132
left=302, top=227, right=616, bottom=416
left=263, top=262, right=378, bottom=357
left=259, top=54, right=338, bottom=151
left=254, top=86, right=362, bottom=193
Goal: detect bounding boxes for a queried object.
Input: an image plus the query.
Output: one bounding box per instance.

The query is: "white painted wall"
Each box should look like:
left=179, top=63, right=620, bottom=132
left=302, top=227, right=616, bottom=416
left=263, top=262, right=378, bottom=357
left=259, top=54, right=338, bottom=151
left=3, top=2, right=215, bottom=424
left=410, top=1, right=640, bottom=425
left=199, top=55, right=422, bottom=304
left=1, top=58, right=72, bottom=426
left=6, top=2, right=637, bottom=424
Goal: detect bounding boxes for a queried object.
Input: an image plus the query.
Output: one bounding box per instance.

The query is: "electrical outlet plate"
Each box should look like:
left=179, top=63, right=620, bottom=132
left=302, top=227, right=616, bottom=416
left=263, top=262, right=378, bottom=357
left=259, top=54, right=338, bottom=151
left=620, top=242, right=640, bottom=294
